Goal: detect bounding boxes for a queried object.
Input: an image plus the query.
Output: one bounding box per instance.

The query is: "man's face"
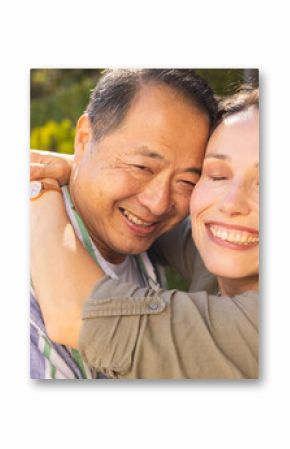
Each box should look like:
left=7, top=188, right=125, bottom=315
left=70, top=84, right=210, bottom=263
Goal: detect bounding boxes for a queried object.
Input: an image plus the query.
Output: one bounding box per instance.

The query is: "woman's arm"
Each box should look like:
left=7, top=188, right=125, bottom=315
left=79, top=279, right=258, bottom=379
left=30, top=190, right=105, bottom=348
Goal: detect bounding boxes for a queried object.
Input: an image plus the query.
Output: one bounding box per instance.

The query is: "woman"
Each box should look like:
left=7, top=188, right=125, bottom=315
left=30, top=87, right=259, bottom=379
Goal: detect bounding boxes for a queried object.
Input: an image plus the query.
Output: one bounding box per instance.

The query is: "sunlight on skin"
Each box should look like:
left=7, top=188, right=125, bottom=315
left=63, top=223, right=77, bottom=251
left=224, top=107, right=255, bottom=126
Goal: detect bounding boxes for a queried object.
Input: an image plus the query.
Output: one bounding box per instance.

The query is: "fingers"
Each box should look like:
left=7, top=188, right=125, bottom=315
left=30, top=151, right=72, bottom=185
left=30, top=163, right=63, bottom=180
left=30, top=162, right=69, bottom=184
left=41, top=177, right=61, bottom=188
left=30, top=163, right=47, bottom=180
left=30, top=149, right=56, bottom=164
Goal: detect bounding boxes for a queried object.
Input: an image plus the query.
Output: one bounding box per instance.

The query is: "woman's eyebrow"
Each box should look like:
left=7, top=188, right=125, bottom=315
left=205, top=154, right=259, bottom=169
left=204, top=153, right=229, bottom=160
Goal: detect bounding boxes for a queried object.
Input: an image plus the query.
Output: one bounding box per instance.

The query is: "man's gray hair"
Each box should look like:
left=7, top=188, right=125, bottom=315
left=86, top=69, right=218, bottom=142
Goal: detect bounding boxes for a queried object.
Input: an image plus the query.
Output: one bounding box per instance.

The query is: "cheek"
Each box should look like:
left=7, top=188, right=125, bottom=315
left=190, top=185, right=220, bottom=247
left=252, top=198, right=259, bottom=226
left=174, top=195, right=191, bottom=219
left=87, top=169, right=142, bottom=204
left=190, top=184, right=213, bottom=218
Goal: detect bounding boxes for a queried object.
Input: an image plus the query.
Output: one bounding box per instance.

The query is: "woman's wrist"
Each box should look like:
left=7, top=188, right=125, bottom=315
left=30, top=180, right=61, bottom=202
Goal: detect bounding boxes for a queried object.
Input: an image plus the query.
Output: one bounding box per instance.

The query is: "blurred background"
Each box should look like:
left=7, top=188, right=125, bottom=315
left=30, top=68, right=258, bottom=154
left=30, top=68, right=259, bottom=290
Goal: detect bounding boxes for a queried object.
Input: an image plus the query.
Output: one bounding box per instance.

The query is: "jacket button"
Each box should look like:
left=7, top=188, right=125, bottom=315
left=148, top=303, right=159, bottom=311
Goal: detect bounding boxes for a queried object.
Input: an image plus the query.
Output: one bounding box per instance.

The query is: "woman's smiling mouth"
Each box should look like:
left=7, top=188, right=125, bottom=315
left=206, top=222, right=259, bottom=250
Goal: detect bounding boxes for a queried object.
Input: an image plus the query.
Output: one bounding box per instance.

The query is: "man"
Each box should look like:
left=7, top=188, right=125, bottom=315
left=30, top=69, right=217, bottom=379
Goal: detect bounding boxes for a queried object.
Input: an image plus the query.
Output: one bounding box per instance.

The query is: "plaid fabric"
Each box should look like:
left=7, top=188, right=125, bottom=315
left=30, top=186, right=161, bottom=379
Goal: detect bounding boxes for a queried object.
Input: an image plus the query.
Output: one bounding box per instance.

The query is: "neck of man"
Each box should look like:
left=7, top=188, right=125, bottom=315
left=217, top=274, right=259, bottom=297
left=90, top=234, right=126, bottom=265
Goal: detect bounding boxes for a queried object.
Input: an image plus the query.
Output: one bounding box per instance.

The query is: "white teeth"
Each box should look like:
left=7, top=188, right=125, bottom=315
left=122, top=209, right=153, bottom=227
left=209, top=225, right=259, bottom=245
left=227, top=233, right=235, bottom=242
left=221, top=231, right=228, bottom=240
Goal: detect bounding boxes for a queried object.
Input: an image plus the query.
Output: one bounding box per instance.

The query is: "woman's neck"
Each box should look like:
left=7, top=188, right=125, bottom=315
left=218, top=275, right=259, bottom=297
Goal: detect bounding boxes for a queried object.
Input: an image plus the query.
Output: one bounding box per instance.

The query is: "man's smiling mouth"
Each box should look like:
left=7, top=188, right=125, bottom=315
left=119, top=207, right=157, bottom=228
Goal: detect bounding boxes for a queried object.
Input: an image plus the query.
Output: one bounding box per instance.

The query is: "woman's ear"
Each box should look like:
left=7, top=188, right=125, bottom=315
left=74, top=114, right=93, bottom=163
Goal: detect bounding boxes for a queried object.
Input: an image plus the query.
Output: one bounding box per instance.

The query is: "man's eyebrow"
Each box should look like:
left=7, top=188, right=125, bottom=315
left=134, top=146, right=201, bottom=175
left=135, top=146, right=165, bottom=160
left=183, top=167, right=202, bottom=175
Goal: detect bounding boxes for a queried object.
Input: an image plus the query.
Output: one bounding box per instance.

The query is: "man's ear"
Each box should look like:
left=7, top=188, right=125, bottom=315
left=74, top=114, right=93, bottom=163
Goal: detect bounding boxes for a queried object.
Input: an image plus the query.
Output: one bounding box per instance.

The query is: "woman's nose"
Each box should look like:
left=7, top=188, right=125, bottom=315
left=218, top=183, right=250, bottom=217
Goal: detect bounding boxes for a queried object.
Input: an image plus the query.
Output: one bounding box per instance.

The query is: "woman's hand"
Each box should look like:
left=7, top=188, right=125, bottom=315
left=30, top=149, right=73, bottom=185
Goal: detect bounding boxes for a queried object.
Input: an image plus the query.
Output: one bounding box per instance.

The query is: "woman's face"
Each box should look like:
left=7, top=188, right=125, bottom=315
left=190, top=107, right=259, bottom=280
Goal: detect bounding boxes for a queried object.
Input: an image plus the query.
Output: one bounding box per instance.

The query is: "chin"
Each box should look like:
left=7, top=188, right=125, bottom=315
left=215, top=270, right=258, bottom=280
left=203, top=256, right=258, bottom=280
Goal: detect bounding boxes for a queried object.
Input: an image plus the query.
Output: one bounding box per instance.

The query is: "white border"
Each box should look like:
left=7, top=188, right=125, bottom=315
left=1, top=1, right=289, bottom=448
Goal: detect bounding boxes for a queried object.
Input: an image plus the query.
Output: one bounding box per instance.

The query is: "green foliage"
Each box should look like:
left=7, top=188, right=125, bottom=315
left=30, top=119, right=75, bottom=154
left=195, top=69, right=258, bottom=96
left=30, top=69, right=103, bottom=152
left=31, top=76, right=96, bottom=129
left=30, top=69, right=102, bottom=101
left=30, top=68, right=258, bottom=153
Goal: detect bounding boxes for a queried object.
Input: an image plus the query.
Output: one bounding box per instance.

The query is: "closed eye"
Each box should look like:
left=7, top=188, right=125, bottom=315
left=131, top=164, right=153, bottom=173
left=209, top=176, right=228, bottom=181
left=180, top=180, right=196, bottom=187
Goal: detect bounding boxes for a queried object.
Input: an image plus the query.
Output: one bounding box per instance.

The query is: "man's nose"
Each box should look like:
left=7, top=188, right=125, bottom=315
left=218, top=182, right=250, bottom=217
left=137, top=175, right=173, bottom=216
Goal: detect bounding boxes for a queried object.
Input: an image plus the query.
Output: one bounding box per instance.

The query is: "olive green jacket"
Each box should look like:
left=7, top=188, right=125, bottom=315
left=79, top=220, right=259, bottom=379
